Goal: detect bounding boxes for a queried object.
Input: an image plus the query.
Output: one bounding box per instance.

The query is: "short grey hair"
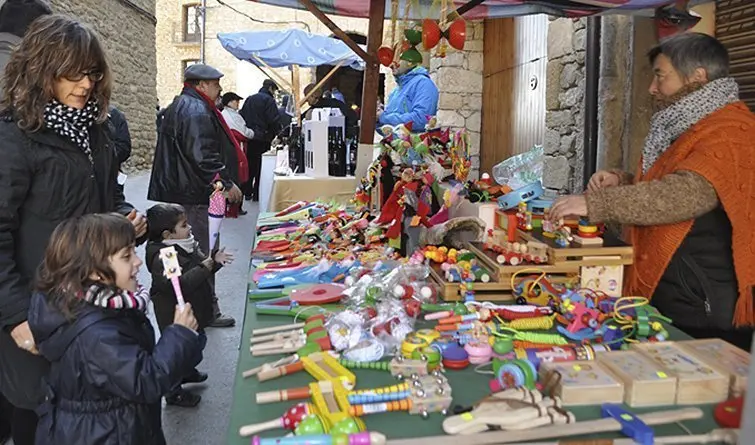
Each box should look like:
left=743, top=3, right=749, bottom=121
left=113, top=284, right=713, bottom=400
left=648, top=32, right=730, bottom=81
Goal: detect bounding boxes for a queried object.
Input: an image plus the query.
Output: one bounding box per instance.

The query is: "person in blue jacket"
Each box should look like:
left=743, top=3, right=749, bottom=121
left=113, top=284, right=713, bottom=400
left=378, top=59, right=439, bottom=131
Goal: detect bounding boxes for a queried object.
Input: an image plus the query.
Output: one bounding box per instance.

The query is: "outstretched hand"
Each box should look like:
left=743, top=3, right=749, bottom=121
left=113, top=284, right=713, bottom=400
left=213, top=247, right=234, bottom=266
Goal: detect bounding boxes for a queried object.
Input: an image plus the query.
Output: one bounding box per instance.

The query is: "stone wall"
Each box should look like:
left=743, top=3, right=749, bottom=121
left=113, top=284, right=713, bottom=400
left=429, top=21, right=484, bottom=179
left=544, top=17, right=586, bottom=193
left=51, top=0, right=158, bottom=171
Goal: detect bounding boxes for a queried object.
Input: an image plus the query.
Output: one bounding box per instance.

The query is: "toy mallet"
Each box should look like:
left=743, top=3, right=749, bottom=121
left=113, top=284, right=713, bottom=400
left=159, top=246, right=186, bottom=310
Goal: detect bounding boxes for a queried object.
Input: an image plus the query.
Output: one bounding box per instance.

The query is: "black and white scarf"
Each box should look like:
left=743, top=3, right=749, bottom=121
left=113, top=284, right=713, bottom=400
left=43, top=99, right=99, bottom=164
left=78, top=283, right=150, bottom=313
left=642, top=77, right=739, bottom=174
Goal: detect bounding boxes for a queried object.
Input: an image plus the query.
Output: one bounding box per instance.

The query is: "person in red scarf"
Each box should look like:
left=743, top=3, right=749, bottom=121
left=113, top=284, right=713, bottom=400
left=149, top=64, right=242, bottom=328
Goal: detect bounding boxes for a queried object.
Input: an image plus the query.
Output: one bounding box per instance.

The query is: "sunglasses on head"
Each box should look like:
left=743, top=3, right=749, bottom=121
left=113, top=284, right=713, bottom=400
left=66, top=70, right=104, bottom=83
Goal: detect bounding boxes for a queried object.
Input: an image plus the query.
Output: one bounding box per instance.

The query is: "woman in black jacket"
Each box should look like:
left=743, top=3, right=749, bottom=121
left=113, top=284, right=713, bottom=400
left=0, top=15, right=147, bottom=444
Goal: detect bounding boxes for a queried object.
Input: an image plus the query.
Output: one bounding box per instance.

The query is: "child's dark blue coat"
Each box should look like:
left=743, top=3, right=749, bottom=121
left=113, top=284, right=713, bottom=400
left=27, top=292, right=202, bottom=445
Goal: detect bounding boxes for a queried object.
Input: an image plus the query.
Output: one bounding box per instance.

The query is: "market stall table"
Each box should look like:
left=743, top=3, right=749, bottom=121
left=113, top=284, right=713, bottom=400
left=226, top=214, right=725, bottom=444
left=269, top=175, right=357, bottom=212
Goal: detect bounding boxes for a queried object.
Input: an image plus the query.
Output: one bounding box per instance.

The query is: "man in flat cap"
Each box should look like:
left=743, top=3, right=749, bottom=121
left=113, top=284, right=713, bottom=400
left=149, top=63, right=242, bottom=328
left=240, top=78, right=281, bottom=201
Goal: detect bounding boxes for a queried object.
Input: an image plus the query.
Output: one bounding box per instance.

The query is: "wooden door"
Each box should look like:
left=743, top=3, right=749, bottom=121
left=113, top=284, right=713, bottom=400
left=481, top=15, right=548, bottom=175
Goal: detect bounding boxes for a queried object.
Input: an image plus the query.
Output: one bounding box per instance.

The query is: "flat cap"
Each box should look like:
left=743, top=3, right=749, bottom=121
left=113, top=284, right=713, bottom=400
left=184, top=63, right=224, bottom=81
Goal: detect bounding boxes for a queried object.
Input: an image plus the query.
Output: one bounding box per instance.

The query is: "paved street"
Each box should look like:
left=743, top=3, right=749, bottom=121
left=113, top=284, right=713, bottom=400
left=126, top=172, right=258, bottom=445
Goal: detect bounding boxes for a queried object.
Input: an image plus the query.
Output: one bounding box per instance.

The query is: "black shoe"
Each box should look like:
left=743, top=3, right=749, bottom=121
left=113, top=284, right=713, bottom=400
left=244, top=194, right=253, bottom=201
left=182, top=369, right=208, bottom=384
left=165, top=388, right=201, bottom=407
left=208, top=313, right=235, bottom=328
left=239, top=209, right=248, bottom=215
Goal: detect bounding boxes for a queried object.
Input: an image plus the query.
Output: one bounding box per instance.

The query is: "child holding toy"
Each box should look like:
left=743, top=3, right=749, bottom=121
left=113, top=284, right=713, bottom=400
left=146, top=203, right=234, bottom=407
left=27, top=213, right=202, bottom=445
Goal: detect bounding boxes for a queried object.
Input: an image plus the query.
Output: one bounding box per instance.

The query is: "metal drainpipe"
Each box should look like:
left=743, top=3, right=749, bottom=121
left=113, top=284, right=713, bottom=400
left=583, top=16, right=601, bottom=190
left=199, top=0, right=207, bottom=63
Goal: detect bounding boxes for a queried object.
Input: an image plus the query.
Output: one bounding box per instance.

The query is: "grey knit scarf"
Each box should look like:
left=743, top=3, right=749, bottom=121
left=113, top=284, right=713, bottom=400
left=642, top=77, right=739, bottom=174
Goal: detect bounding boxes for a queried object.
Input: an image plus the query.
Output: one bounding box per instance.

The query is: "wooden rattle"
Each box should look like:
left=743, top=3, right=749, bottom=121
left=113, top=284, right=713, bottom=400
left=239, top=402, right=314, bottom=437
left=159, top=246, right=185, bottom=309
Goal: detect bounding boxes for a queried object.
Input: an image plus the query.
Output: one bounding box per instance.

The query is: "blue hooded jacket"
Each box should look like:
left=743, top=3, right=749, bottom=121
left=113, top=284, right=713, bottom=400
left=379, top=66, right=439, bottom=131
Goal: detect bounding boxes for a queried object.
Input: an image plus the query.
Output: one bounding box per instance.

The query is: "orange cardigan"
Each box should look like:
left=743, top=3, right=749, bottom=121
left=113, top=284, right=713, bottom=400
left=627, top=102, right=755, bottom=327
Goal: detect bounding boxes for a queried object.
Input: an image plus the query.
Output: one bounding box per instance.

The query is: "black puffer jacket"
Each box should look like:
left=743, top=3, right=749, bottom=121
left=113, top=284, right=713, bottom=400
left=28, top=292, right=201, bottom=445
left=240, top=88, right=280, bottom=143
left=0, top=116, right=134, bottom=409
left=148, top=87, right=239, bottom=205
left=146, top=241, right=219, bottom=331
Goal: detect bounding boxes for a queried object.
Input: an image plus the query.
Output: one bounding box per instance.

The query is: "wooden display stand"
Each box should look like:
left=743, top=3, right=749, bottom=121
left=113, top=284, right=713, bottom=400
left=538, top=360, right=624, bottom=406
left=517, top=228, right=634, bottom=267
left=467, top=242, right=580, bottom=282
left=597, top=350, right=678, bottom=407
left=630, top=342, right=730, bottom=404
left=677, top=338, right=751, bottom=397
left=427, top=260, right=513, bottom=302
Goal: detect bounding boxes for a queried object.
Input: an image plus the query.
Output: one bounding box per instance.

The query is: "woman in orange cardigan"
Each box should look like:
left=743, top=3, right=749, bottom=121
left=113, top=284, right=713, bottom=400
left=551, top=33, right=755, bottom=350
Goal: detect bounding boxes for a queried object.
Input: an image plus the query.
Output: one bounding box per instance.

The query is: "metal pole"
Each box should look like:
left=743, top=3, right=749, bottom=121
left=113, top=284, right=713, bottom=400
left=199, top=0, right=207, bottom=63
left=583, top=16, right=601, bottom=191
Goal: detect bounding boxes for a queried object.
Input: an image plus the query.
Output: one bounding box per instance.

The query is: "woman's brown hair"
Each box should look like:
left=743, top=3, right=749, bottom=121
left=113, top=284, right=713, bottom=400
left=36, top=213, right=135, bottom=315
left=1, top=14, right=112, bottom=131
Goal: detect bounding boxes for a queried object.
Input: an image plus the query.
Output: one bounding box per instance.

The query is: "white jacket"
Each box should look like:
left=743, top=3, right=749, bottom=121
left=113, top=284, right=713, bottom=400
left=221, top=107, right=255, bottom=140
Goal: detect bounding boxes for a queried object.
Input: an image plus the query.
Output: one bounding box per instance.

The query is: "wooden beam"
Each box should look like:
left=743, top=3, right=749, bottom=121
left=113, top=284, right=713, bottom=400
left=448, top=0, right=486, bottom=20
left=297, top=61, right=345, bottom=109
left=359, top=0, right=385, bottom=144
left=251, top=55, right=293, bottom=91
left=298, top=0, right=376, bottom=64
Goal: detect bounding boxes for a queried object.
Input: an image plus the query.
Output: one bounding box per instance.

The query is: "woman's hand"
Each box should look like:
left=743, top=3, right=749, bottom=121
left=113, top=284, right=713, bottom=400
left=11, top=321, right=39, bottom=355
left=173, top=303, right=198, bottom=331
left=213, top=247, right=234, bottom=266
left=549, top=195, right=588, bottom=222
left=587, top=170, right=620, bottom=193
left=126, top=209, right=148, bottom=238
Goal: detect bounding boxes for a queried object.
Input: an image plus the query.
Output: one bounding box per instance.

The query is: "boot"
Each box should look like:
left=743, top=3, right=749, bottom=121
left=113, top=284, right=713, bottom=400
left=208, top=297, right=235, bottom=328
left=165, top=387, right=201, bottom=407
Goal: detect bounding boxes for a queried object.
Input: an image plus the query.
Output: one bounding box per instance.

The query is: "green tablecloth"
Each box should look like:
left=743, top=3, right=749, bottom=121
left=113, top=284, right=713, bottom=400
left=226, top=218, right=722, bottom=444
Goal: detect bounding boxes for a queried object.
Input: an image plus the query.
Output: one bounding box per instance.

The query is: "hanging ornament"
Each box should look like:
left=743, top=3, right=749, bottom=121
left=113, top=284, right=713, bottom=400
left=399, top=25, right=424, bottom=65
left=421, top=0, right=466, bottom=58
left=378, top=0, right=400, bottom=67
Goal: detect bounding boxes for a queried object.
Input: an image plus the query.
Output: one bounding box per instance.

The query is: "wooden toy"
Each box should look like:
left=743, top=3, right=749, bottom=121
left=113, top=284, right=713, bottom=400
left=466, top=242, right=579, bottom=285
left=494, top=210, right=518, bottom=243
left=676, top=338, right=750, bottom=397
left=580, top=263, right=624, bottom=298
left=239, top=402, right=315, bottom=437
left=310, top=379, right=352, bottom=427
left=302, top=352, right=357, bottom=390
left=158, top=246, right=186, bottom=309
left=538, top=360, right=624, bottom=406
left=517, top=228, right=633, bottom=267
left=348, top=375, right=452, bottom=419
left=597, top=350, right=678, bottom=407
left=631, top=342, right=730, bottom=404
left=338, top=356, right=431, bottom=380
left=383, top=407, right=704, bottom=445
left=252, top=432, right=387, bottom=445
left=442, top=397, right=566, bottom=435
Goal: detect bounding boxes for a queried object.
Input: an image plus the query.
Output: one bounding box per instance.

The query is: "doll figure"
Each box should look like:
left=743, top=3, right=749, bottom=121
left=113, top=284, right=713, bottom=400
left=208, top=179, right=225, bottom=252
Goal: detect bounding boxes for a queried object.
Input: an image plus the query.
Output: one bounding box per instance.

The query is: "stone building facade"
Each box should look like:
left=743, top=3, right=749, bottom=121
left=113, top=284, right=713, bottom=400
left=49, top=0, right=158, bottom=171
left=156, top=0, right=371, bottom=109
left=156, top=0, right=483, bottom=175
left=429, top=21, right=484, bottom=179
left=543, top=17, right=586, bottom=193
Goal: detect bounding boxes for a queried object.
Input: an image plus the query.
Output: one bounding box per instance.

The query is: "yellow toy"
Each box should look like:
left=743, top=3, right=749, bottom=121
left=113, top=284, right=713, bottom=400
left=301, top=352, right=357, bottom=390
